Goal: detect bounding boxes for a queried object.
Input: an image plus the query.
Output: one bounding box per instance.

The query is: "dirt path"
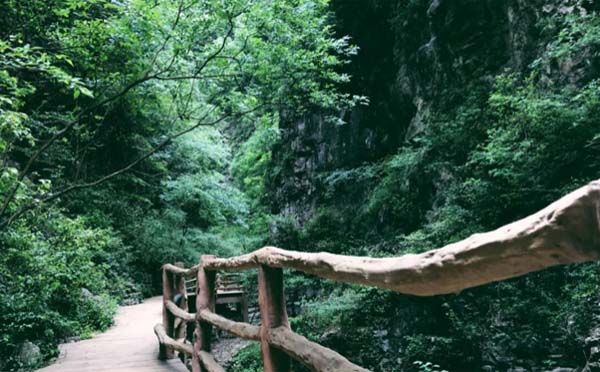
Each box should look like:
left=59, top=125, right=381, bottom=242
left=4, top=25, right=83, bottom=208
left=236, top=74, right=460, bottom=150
left=37, top=297, right=188, bottom=372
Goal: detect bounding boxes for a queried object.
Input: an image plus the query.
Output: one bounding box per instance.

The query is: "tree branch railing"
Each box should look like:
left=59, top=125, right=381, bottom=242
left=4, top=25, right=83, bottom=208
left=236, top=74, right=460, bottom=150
left=155, top=180, right=600, bottom=372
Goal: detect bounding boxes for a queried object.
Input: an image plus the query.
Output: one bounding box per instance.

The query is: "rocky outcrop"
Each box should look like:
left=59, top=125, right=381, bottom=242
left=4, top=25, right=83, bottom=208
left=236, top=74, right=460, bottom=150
left=584, top=327, right=600, bottom=371
left=266, top=1, right=600, bottom=371
left=270, top=0, right=560, bottom=218
left=16, top=341, right=41, bottom=369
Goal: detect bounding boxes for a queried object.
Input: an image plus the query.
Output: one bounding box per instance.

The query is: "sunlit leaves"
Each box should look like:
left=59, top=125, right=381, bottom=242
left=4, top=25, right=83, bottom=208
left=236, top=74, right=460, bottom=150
left=231, top=113, right=280, bottom=202
left=0, top=0, right=367, bottom=366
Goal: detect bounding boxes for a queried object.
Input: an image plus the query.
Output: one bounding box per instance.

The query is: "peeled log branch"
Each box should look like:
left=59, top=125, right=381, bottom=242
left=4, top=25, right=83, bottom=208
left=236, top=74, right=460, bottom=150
left=162, top=263, right=199, bottom=278
left=155, top=323, right=221, bottom=372
left=153, top=323, right=192, bottom=356
left=204, top=256, right=259, bottom=271
left=267, top=326, right=371, bottom=372
left=204, top=180, right=600, bottom=296
left=197, top=309, right=260, bottom=341
left=197, top=351, right=225, bottom=372
left=165, top=300, right=195, bottom=322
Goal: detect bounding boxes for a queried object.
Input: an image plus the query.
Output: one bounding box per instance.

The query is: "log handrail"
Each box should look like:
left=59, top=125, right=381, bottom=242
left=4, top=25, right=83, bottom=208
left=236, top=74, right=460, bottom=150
left=165, top=300, right=195, bottom=322
left=155, top=180, right=600, bottom=372
left=198, top=309, right=260, bottom=341
left=154, top=323, right=224, bottom=372
left=154, top=323, right=193, bottom=355
left=163, top=263, right=199, bottom=278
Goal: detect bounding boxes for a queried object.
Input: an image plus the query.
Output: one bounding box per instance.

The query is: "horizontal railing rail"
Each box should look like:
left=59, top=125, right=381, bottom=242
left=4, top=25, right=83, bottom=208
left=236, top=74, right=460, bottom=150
left=155, top=180, right=600, bottom=372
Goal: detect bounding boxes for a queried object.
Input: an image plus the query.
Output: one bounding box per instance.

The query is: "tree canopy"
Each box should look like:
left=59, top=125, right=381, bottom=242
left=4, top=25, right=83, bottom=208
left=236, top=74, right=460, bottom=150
left=2, top=0, right=600, bottom=371
left=0, top=0, right=362, bottom=369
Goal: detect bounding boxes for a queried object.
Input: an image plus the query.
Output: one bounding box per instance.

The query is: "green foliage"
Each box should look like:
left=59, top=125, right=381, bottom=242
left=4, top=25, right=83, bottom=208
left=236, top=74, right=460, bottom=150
left=291, top=288, right=358, bottom=339
left=5, top=0, right=600, bottom=371
left=0, top=211, right=118, bottom=370
left=227, top=343, right=263, bottom=372
left=0, top=0, right=360, bottom=368
left=413, top=361, right=448, bottom=372
left=231, top=114, right=280, bottom=204
left=535, top=7, right=600, bottom=68
left=272, top=6, right=600, bottom=372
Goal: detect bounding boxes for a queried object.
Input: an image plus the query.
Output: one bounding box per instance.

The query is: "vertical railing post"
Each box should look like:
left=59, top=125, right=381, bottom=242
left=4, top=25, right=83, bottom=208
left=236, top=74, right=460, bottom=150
left=258, top=265, right=291, bottom=372
left=160, top=265, right=175, bottom=360
left=192, top=255, right=216, bottom=372
left=173, top=262, right=188, bottom=341
left=242, top=292, right=249, bottom=323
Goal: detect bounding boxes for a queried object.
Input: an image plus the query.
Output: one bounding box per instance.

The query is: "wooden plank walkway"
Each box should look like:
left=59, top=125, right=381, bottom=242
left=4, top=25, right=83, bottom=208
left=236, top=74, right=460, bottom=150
left=37, top=297, right=188, bottom=372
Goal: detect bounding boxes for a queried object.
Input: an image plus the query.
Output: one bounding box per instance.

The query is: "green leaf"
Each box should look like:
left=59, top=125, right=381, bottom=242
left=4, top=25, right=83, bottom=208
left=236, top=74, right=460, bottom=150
left=77, top=86, right=94, bottom=98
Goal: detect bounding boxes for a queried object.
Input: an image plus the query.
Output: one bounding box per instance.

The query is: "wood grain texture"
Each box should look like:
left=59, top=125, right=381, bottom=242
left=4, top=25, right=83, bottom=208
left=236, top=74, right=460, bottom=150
left=162, top=264, right=199, bottom=278
left=161, top=267, right=175, bottom=359
left=165, top=300, right=195, bottom=322
left=258, top=266, right=291, bottom=372
left=196, top=351, right=225, bottom=372
left=193, top=255, right=217, bottom=372
left=204, top=180, right=600, bottom=296
left=154, top=324, right=192, bottom=356
left=155, top=324, right=224, bottom=372
left=197, top=309, right=260, bottom=340
left=173, top=262, right=188, bottom=342
left=268, top=326, right=371, bottom=372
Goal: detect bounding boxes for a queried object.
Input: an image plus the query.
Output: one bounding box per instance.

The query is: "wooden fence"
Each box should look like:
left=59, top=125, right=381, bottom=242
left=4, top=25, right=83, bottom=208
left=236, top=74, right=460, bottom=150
left=154, top=180, right=600, bottom=372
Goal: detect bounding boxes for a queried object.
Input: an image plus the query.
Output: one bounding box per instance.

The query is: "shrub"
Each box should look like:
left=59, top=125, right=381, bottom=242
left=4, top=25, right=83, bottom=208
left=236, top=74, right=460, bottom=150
left=0, top=211, right=119, bottom=370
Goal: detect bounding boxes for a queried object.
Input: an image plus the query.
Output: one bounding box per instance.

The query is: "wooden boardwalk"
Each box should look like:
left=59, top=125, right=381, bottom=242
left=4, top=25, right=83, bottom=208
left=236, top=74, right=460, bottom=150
left=37, top=297, right=188, bottom=372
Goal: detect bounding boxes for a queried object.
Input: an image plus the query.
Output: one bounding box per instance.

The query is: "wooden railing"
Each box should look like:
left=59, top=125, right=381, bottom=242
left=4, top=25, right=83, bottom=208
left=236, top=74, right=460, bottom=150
left=155, top=180, right=600, bottom=372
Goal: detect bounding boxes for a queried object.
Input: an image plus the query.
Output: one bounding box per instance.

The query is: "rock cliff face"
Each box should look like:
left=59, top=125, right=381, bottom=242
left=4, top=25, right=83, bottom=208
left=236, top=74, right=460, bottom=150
left=269, top=0, right=594, bottom=218
left=267, top=1, right=600, bottom=371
